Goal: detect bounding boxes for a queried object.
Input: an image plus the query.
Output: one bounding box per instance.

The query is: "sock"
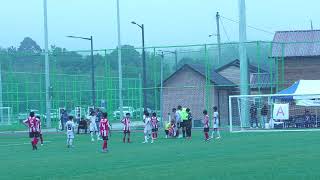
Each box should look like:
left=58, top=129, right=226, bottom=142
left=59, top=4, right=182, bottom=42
left=96, top=133, right=100, bottom=140
left=69, top=139, right=73, bottom=146
left=144, top=135, right=148, bottom=142
left=40, top=135, right=43, bottom=144
left=182, top=130, right=186, bottom=137
left=102, top=140, right=106, bottom=149
left=91, top=132, right=94, bottom=140
left=31, top=141, right=35, bottom=149
left=123, top=136, right=126, bottom=143
left=211, top=131, right=214, bottom=138
left=127, top=137, right=130, bottom=143
left=217, top=130, right=221, bottom=138
left=205, top=132, right=209, bottom=139
left=33, top=137, right=38, bottom=145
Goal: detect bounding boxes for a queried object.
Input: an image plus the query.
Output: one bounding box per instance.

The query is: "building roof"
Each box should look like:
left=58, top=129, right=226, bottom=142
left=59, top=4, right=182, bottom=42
left=216, top=59, right=268, bottom=73
left=162, top=64, right=235, bottom=87
left=272, top=30, right=320, bottom=58
left=250, top=73, right=275, bottom=89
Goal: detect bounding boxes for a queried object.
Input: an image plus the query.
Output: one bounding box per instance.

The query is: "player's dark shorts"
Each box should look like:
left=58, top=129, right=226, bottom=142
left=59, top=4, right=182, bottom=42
left=203, top=128, right=210, bottom=132
left=102, top=136, right=109, bottom=140
left=152, top=128, right=158, bottom=132
left=123, top=130, right=130, bottom=134
left=165, top=130, right=169, bottom=135
left=29, top=132, right=40, bottom=138
left=181, top=121, right=188, bottom=128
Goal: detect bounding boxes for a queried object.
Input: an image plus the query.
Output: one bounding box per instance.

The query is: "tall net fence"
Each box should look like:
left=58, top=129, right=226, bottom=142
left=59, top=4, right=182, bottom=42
left=0, top=41, right=316, bottom=128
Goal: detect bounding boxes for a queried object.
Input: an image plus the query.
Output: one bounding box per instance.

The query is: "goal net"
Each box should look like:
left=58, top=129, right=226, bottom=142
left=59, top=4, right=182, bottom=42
left=0, top=107, right=12, bottom=125
left=229, top=94, right=320, bottom=132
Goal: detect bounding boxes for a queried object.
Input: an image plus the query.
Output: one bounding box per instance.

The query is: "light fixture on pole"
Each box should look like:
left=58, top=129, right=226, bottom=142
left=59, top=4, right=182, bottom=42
left=131, top=21, right=147, bottom=110
left=66, top=35, right=96, bottom=107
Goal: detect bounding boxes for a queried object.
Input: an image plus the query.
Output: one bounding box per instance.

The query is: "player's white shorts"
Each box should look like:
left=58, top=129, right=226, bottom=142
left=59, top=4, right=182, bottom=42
left=89, top=122, right=98, bottom=132
left=67, top=132, right=74, bottom=139
left=144, top=127, right=152, bottom=135
left=213, top=120, right=219, bottom=129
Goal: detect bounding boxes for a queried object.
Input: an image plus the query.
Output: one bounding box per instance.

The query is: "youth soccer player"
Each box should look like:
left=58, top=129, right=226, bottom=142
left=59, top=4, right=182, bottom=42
left=211, top=106, right=221, bottom=139
left=121, top=113, right=131, bottom=143
left=186, top=108, right=192, bottom=140
left=143, top=112, right=152, bottom=143
left=151, top=112, right=159, bottom=142
left=165, top=121, right=171, bottom=139
left=23, top=112, right=40, bottom=150
left=89, top=111, right=99, bottom=142
left=100, top=112, right=111, bottom=152
left=36, top=116, right=44, bottom=146
left=65, top=116, right=75, bottom=148
left=203, top=110, right=210, bottom=141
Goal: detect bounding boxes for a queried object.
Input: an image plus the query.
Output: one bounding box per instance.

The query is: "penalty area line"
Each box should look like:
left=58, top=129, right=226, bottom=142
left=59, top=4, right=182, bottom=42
left=0, top=141, right=52, bottom=147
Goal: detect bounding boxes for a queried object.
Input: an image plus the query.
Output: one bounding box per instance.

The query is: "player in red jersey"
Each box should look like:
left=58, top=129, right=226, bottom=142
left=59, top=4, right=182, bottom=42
left=36, top=116, right=44, bottom=146
left=121, top=113, right=131, bottom=143
left=23, top=112, right=40, bottom=150
left=151, top=112, right=159, bottom=142
left=202, top=110, right=210, bottom=141
left=99, top=112, right=111, bottom=152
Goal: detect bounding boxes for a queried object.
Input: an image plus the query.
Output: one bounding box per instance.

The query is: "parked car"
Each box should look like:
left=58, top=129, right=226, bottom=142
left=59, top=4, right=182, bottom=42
left=113, top=106, right=135, bottom=119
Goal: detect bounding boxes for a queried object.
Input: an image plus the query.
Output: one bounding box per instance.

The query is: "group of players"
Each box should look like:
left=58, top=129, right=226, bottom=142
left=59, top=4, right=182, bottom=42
left=23, top=105, right=221, bottom=152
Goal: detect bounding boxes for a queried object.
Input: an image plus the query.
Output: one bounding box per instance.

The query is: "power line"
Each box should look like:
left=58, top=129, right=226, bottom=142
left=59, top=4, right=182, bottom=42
left=220, top=15, right=274, bottom=35
left=220, top=18, right=231, bottom=42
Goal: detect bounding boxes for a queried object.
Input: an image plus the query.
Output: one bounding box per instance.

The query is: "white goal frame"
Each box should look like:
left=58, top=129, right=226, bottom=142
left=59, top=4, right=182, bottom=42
left=0, top=107, right=12, bottom=125
left=229, top=93, right=320, bottom=133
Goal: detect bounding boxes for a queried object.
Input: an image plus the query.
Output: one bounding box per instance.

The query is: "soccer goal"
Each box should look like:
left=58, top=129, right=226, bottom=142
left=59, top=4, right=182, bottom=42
left=0, top=107, right=12, bottom=125
left=229, top=93, right=320, bottom=132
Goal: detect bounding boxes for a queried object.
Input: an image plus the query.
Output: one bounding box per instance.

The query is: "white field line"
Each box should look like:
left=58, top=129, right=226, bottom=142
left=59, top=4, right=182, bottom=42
left=231, top=129, right=320, bottom=133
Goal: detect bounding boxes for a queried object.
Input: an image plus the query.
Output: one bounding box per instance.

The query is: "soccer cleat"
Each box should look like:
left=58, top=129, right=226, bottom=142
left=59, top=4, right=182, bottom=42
left=41, top=144, right=44, bottom=146
left=91, top=138, right=95, bottom=142
left=211, top=136, right=214, bottom=139
left=142, top=141, right=148, bottom=144
left=216, top=137, right=221, bottom=139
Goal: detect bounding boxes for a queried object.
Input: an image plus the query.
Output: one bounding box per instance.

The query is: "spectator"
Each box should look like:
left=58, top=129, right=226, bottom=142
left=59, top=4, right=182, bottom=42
left=261, top=104, right=268, bottom=129
left=186, top=108, right=192, bottom=139
left=60, top=110, right=68, bottom=131
left=250, top=104, right=258, bottom=128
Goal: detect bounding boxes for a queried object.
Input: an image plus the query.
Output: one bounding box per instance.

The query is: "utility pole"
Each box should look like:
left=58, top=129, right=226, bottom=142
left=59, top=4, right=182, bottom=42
left=239, top=0, right=250, bottom=128
left=116, top=0, right=123, bottom=117
left=43, top=0, right=51, bottom=128
left=216, top=12, right=222, bottom=65
left=141, top=24, right=147, bottom=110
left=90, top=36, right=95, bottom=107
left=160, top=52, right=164, bottom=125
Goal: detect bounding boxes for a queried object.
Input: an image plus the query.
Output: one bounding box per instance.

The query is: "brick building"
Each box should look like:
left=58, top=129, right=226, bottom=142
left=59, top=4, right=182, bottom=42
left=162, top=64, right=235, bottom=125
left=272, top=30, right=320, bottom=89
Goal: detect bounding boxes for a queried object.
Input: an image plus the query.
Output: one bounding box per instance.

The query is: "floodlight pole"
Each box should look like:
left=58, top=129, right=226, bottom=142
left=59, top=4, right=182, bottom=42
left=66, top=35, right=96, bottom=107
left=117, top=0, right=123, bottom=117
left=216, top=12, right=222, bottom=65
left=43, top=0, right=51, bottom=127
left=239, top=0, right=250, bottom=127
left=160, top=52, right=164, bottom=124
left=132, top=21, right=147, bottom=110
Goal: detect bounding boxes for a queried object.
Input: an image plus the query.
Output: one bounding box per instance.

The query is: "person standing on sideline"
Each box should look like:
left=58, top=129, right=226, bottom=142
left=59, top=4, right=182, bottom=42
left=171, top=108, right=177, bottom=137
left=211, top=106, right=221, bottom=139
left=176, top=105, right=183, bottom=138
left=202, top=110, right=210, bottom=141
left=261, top=104, right=268, bottom=129
left=250, top=103, right=258, bottom=128
left=186, top=108, right=192, bottom=139
left=60, top=110, right=68, bottom=131
left=180, top=108, right=189, bottom=138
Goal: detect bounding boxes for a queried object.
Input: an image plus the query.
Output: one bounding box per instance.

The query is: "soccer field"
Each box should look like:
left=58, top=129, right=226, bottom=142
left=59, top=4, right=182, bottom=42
left=1, top=130, right=320, bottom=180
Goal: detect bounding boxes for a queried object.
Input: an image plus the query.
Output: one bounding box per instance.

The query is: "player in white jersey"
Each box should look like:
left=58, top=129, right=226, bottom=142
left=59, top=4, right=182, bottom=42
left=142, top=112, right=152, bottom=143
left=89, top=111, right=100, bottom=142
left=65, top=116, right=76, bottom=148
left=211, top=106, right=221, bottom=139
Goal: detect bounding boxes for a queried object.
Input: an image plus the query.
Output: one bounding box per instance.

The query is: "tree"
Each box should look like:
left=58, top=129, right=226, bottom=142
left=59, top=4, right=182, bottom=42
left=18, top=37, right=42, bottom=54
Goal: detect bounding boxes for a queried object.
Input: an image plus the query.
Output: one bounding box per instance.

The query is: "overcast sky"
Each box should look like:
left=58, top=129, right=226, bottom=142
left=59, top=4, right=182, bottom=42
left=0, top=0, right=318, bottom=50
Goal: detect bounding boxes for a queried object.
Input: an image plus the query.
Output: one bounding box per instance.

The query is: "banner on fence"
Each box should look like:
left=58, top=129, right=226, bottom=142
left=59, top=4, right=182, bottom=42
left=273, top=104, right=289, bottom=120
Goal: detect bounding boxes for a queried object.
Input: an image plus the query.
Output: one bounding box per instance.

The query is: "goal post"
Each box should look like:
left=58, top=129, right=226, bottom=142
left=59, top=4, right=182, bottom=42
left=0, top=107, right=12, bottom=125
left=229, top=93, right=320, bottom=132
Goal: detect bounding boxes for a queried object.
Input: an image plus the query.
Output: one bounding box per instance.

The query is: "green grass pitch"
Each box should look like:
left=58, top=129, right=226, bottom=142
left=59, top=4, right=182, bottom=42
left=1, top=130, right=320, bottom=180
